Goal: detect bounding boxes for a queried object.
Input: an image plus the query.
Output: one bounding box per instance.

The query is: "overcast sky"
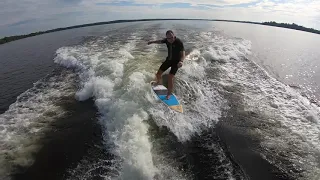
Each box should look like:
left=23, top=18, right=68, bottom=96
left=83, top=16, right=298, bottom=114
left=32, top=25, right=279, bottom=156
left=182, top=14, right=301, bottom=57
left=1, top=0, right=320, bottom=37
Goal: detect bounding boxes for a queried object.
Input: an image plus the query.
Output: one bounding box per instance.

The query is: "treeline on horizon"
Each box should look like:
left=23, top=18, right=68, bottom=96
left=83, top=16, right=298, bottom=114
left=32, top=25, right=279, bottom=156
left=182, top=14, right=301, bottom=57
left=1, top=19, right=319, bottom=45
left=262, top=21, right=320, bottom=34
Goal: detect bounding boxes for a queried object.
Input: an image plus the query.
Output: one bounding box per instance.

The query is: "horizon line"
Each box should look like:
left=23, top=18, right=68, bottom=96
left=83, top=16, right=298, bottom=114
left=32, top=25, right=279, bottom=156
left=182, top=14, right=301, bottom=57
left=1, top=18, right=319, bottom=43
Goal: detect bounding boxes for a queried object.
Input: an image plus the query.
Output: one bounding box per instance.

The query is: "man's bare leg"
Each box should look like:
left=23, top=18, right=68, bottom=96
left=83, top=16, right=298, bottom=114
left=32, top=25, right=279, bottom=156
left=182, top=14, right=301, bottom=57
left=166, top=74, right=174, bottom=99
left=155, top=70, right=163, bottom=85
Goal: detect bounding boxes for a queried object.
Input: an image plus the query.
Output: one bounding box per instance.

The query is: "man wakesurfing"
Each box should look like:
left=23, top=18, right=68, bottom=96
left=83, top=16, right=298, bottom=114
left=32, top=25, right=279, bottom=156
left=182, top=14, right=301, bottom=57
left=147, top=30, right=186, bottom=100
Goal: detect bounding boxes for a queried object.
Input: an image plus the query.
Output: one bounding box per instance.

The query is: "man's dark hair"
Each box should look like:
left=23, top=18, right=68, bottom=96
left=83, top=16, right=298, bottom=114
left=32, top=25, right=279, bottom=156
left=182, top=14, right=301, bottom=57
left=166, top=30, right=174, bottom=35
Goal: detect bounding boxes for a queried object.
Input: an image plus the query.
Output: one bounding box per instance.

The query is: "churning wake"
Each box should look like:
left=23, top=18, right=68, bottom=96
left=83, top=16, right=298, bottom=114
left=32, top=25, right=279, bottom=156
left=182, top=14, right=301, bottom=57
left=54, top=23, right=319, bottom=180
left=0, top=69, right=77, bottom=180
left=53, top=24, right=234, bottom=179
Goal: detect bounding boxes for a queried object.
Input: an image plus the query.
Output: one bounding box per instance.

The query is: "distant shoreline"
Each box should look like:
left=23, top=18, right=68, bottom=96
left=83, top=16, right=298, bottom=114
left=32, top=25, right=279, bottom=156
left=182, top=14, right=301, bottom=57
left=1, top=19, right=319, bottom=45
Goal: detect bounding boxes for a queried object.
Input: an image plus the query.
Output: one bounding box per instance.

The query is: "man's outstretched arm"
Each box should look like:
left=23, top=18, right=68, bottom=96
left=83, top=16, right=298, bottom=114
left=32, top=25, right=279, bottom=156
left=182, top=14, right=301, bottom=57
left=148, top=39, right=165, bottom=45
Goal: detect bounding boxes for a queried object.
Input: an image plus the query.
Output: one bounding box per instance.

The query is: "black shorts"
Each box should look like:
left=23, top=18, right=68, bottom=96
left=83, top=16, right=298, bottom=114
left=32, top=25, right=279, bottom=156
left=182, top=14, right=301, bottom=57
left=159, top=60, right=179, bottom=75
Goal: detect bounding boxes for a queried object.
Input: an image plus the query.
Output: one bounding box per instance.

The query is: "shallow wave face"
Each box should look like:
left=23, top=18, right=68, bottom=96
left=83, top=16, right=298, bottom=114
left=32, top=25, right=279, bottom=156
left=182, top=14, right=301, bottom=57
left=52, top=25, right=248, bottom=180
left=0, top=69, right=76, bottom=180
left=53, top=23, right=319, bottom=180
left=54, top=28, right=165, bottom=179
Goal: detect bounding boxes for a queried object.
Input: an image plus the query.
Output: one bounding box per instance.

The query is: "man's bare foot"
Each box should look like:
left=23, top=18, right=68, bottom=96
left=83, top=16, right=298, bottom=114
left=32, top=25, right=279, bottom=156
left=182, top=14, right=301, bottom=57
left=166, top=94, right=171, bottom=100
left=152, top=80, right=162, bottom=86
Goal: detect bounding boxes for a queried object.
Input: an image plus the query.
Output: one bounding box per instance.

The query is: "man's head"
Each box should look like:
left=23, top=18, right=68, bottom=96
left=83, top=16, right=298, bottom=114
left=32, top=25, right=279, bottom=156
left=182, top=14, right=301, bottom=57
left=166, top=30, right=175, bottom=44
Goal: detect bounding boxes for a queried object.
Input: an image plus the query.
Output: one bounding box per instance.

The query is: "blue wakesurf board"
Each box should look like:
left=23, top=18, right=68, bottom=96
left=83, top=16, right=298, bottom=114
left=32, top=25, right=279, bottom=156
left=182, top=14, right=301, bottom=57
left=150, top=81, right=183, bottom=113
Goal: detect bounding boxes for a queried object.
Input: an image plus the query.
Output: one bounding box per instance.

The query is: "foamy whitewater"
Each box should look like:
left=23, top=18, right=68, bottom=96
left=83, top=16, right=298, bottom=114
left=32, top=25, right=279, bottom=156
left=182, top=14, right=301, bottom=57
left=53, top=27, right=231, bottom=179
left=1, top=22, right=319, bottom=180
left=0, top=70, right=76, bottom=179
left=54, top=26, right=320, bottom=179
